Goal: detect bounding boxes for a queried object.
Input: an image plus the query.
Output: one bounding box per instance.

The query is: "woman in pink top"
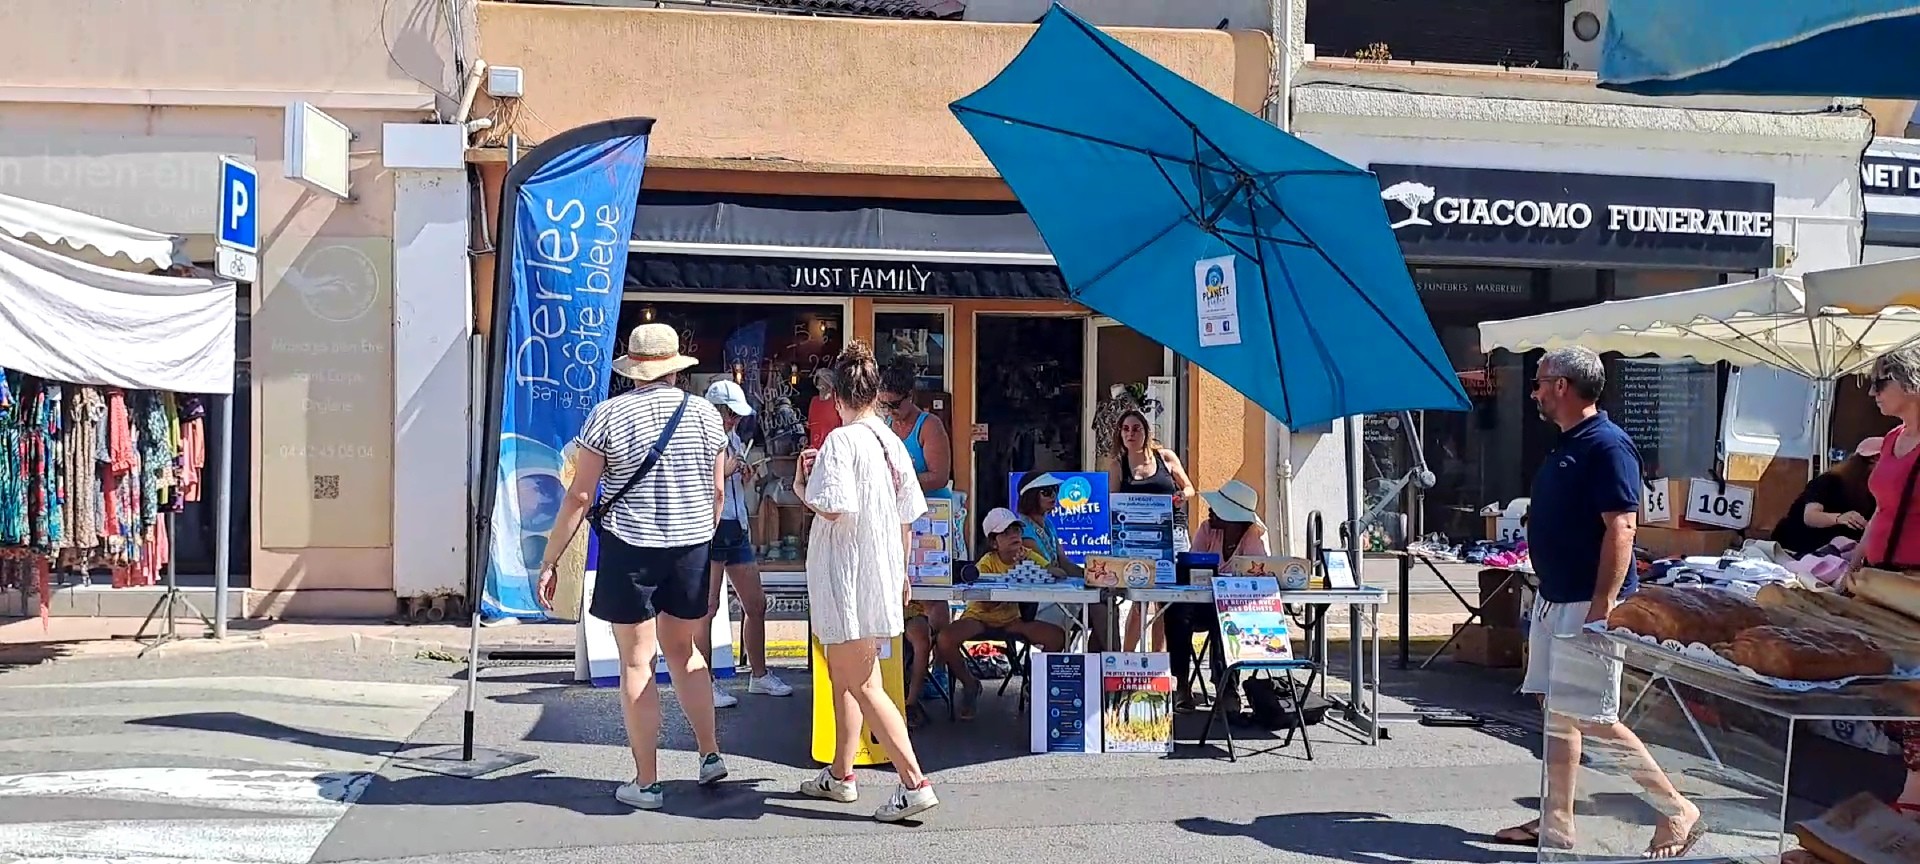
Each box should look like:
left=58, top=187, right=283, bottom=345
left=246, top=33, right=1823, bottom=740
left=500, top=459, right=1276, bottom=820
left=1854, top=348, right=1920, bottom=819
left=1167, top=479, right=1270, bottom=713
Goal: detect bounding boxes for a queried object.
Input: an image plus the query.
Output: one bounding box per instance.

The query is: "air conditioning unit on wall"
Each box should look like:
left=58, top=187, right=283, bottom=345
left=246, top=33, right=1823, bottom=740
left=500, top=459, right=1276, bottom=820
left=1563, top=0, right=1608, bottom=71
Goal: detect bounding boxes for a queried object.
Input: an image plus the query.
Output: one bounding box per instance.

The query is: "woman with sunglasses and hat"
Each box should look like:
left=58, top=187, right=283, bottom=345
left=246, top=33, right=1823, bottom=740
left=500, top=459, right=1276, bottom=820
left=1014, top=471, right=1081, bottom=576
left=1167, top=479, right=1270, bottom=713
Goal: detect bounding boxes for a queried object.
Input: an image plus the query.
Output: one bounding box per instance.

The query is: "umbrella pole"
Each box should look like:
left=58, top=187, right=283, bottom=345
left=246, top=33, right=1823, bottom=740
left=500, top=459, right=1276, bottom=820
left=1343, top=417, right=1371, bottom=738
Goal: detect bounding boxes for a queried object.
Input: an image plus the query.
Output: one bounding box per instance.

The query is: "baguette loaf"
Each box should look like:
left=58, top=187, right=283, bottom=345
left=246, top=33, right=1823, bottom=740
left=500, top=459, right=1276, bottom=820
left=1755, top=584, right=1920, bottom=666
left=1607, top=585, right=1768, bottom=645
left=1715, top=626, right=1894, bottom=681
left=1849, top=568, right=1920, bottom=626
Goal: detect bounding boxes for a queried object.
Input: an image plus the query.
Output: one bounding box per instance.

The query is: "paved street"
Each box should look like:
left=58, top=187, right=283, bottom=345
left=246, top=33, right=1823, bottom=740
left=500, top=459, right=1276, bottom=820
left=0, top=633, right=1830, bottom=864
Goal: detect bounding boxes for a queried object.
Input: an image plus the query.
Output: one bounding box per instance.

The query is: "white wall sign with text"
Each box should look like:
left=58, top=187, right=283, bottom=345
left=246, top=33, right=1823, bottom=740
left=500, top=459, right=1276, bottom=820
left=1684, top=478, right=1753, bottom=530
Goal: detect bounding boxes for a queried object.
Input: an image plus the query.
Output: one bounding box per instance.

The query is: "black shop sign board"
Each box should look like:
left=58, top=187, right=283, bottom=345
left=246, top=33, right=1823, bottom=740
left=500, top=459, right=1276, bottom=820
left=1371, top=164, right=1776, bottom=270
left=625, top=252, right=1070, bottom=300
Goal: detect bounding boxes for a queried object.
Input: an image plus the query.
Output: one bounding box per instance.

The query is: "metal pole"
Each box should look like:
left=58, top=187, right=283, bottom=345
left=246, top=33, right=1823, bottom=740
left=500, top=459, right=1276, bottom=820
left=1344, top=416, right=1366, bottom=723
left=212, top=393, right=233, bottom=638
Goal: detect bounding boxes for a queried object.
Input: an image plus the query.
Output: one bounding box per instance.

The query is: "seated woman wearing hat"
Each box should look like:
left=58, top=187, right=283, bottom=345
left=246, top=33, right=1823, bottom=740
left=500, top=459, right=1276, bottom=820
left=1167, top=479, right=1270, bottom=713
left=936, top=507, right=1068, bottom=721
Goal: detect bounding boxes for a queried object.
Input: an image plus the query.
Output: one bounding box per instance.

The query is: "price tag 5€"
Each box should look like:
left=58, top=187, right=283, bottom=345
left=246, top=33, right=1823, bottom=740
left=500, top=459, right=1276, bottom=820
left=1684, top=478, right=1753, bottom=530
left=1640, top=478, right=1672, bottom=525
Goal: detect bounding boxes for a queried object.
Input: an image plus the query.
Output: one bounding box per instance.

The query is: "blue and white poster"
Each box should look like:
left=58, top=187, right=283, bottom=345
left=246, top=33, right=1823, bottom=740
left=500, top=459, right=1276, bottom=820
left=477, top=118, right=655, bottom=620
left=1109, top=493, right=1176, bottom=584
left=1030, top=652, right=1101, bottom=754
left=1009, top=471, right=1110, bottom=564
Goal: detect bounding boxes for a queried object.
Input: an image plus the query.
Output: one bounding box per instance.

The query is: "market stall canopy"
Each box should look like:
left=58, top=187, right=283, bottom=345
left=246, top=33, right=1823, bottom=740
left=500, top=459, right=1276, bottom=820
left=949, top=5, right=1469, bottom=428
left=1477, top=265, right=1920, bottom=380
left=0, top=191, right=186, bottom=271
left=0, top=230, right=234, bottom=394
left=1599, top=0, right=1920, bottom=97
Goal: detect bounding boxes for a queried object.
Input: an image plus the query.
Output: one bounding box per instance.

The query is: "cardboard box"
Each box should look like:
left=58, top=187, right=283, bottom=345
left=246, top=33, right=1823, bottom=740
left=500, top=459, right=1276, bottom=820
left=1636, top=525, right=1740, bottom=559
left=1451, top=624, right=1524, bottom=668
left=1477, top=568, right=1524, bottom=629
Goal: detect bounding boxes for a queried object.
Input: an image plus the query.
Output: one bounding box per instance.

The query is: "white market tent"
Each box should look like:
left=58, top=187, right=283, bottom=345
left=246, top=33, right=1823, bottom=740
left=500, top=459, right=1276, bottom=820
left=0, top=190, right=187, bottom=273
left=1478, top=257, right=1920, bottom=468
left=0, top=192, right=237, bottom=639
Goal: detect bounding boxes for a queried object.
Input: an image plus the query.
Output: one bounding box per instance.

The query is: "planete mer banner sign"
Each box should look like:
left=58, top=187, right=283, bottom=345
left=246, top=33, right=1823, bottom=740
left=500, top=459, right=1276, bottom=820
left=1370, top=164, right=1775, bottom=270
left=478, top=118, right=655, bottom=621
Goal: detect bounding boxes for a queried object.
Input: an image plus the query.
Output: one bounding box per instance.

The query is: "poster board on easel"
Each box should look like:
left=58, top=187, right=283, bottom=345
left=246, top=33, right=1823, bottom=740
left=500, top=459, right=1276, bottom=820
left=576, top=566, right=734, bottom=686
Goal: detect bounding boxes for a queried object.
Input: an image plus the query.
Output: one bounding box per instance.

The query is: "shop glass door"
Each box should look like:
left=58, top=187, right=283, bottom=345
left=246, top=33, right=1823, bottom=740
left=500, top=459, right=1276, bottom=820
left=1084, top=317, right=1177, bottom=471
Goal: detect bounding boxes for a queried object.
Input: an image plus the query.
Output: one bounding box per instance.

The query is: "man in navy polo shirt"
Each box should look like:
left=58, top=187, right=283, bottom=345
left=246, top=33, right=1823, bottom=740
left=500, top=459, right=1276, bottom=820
left=1494, top=346, right=1699, bottom=857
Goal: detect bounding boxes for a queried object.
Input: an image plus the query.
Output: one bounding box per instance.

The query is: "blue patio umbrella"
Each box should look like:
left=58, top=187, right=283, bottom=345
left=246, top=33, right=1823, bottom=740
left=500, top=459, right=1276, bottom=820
left=949, top=6, right=1468, bottom=430
left=1600, top=1, right=1920, bottom=97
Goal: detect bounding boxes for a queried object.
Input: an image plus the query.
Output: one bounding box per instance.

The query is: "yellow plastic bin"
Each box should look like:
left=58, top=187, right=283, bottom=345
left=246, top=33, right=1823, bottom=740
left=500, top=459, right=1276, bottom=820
left=810, top=634, right=906, bottom=767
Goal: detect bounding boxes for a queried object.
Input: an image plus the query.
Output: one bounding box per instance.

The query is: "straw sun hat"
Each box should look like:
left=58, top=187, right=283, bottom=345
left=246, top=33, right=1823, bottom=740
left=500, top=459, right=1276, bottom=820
left=611, top=323, right=698, bottom=382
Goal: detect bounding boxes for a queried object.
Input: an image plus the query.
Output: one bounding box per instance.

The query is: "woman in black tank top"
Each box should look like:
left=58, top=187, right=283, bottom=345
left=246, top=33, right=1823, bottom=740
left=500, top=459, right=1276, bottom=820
left=1107, top=409, right=1195, bottom=651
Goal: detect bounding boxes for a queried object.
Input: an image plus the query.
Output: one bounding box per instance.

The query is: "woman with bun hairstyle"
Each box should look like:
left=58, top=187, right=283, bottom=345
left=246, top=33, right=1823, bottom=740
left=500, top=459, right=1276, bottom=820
left=791, top=340, right=939, bottom=823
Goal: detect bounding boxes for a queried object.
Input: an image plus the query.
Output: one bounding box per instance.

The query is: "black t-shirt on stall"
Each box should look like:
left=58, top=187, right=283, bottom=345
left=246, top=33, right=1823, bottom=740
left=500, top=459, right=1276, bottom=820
left=1770, top=473, right=1873, bottom=556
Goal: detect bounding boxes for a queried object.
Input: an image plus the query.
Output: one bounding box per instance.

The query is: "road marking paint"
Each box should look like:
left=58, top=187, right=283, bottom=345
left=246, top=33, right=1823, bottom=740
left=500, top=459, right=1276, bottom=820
left=0, top=768, right=370, bottom=816
left=0, top=818, right=337, bottom=864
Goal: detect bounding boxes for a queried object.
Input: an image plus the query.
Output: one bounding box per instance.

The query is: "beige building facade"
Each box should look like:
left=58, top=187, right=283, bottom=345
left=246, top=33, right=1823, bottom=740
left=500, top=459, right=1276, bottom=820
left=468, top=2, right=1284, bottom=562
left=0, top=0, right=472, bottom=618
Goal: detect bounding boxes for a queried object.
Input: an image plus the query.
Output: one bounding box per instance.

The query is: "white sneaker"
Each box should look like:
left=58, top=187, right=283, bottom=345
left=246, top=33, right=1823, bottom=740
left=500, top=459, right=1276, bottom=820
left=697, top=752, right=729, bottom=786
left=615, top=780, right=664, bottom=810
left=874, top=781, right=938, bottom=822
left=748, top=673, right=794, bottom=697
left=798, top=767, right=857, bottom=803
left=712, top=683, right=739, bottom=709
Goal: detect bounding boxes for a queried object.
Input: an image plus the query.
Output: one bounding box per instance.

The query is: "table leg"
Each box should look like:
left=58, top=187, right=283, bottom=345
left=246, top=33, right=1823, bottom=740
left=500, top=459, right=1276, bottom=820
left=1398, top=556, right=1411, bottom=669
left=1370, top=604, right=1380, bottom=745
left=1347, top=604, right=1363, bottom=723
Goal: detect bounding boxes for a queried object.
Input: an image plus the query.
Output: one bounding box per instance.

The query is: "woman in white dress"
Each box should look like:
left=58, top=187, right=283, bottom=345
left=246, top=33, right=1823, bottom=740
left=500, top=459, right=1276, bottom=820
left=791, top=340, right=939, bottom=822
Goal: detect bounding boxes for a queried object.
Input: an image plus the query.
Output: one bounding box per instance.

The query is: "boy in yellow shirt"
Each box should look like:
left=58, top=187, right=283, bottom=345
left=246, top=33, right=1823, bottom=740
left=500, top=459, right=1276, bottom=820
left=936, top=507, right=1068, bottom=720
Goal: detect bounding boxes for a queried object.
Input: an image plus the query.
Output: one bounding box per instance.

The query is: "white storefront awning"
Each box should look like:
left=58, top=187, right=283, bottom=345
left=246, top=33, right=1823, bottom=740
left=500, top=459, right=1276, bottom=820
left=0, top=230, right=234, bottom=394
left=0, top=191, right=186, bottom=271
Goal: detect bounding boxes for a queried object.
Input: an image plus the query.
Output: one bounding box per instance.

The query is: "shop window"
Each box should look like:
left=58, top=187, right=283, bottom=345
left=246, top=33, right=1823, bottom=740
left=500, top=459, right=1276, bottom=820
left=874, top=310, right=949, bottom=394
left=615, top=300, right=847, bottom=571
left=1613, top=269, right=1719, bottom=299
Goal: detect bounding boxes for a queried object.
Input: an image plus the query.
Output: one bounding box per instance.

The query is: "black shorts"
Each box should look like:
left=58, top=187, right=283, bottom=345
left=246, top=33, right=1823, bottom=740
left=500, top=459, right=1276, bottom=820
left=589, top=533, right=712, bottom=625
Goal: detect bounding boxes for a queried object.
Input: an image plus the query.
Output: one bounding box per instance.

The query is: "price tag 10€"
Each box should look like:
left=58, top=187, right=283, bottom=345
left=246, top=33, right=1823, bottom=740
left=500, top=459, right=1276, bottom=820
left=1640, top=478, right=1672, bottom=525
left=1684, top=478, right=1753, bottom=530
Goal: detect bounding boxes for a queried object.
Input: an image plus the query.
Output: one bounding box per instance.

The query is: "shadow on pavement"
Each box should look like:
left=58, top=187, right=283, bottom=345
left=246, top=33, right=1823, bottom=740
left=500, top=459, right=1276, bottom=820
left=1178, top=811, right=1533, bottom=864
left=0, top=639, right=70, bottom=673
left=334, top=767, right=894, bottom=824
left=130, top=712, right=427, bottom=757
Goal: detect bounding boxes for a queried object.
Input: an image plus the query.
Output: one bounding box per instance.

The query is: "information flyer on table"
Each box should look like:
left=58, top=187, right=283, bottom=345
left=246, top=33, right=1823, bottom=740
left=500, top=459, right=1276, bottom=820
left=1109, top=493, right=1176, bottom=584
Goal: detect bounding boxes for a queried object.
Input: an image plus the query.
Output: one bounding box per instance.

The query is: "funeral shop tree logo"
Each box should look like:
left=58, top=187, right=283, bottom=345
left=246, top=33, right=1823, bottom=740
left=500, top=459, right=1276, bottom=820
left=1381, top=181, right=1436, bottom=229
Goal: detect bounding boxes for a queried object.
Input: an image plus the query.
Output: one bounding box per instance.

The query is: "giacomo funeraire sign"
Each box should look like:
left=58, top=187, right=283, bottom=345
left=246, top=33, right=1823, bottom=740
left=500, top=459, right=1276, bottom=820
left=1370, top=163, right=1776, bottom=270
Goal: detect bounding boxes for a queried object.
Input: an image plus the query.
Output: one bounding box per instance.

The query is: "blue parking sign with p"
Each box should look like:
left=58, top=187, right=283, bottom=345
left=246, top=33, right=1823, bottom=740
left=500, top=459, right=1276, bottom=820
left=217, top=157, right=258, bottom=253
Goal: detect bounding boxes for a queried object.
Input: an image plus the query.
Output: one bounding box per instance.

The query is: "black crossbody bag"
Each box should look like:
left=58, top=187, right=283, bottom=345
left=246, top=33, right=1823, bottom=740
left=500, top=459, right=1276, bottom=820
left=587, top=393, right=693, bottom=532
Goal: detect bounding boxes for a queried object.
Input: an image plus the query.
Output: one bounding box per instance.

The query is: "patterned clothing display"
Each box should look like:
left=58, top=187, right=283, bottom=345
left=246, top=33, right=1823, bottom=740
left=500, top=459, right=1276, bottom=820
left=0, top=369, right=207, bottom=587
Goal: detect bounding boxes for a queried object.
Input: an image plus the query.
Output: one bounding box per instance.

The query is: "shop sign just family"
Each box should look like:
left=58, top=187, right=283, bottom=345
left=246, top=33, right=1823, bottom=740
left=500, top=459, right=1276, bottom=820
left=790, top=264, right=932, bottom=293
left=1371, top=163, right=1776, bottom=270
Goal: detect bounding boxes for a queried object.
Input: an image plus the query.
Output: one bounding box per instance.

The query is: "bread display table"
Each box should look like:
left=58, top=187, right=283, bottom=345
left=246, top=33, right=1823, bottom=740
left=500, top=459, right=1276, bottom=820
left=1541, top=632, right=1920, bottom=864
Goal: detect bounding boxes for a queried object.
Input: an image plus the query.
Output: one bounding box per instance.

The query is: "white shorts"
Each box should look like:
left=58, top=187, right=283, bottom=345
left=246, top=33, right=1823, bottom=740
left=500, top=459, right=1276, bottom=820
left=1521, top=598, right=1622, bottom=725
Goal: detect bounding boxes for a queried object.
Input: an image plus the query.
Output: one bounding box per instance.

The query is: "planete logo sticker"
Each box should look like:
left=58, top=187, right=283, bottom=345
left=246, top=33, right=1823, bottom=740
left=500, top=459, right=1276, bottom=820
left=283, top=242, right=380, bottom=323
left=1056, top=476, right=1095, bottom=514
